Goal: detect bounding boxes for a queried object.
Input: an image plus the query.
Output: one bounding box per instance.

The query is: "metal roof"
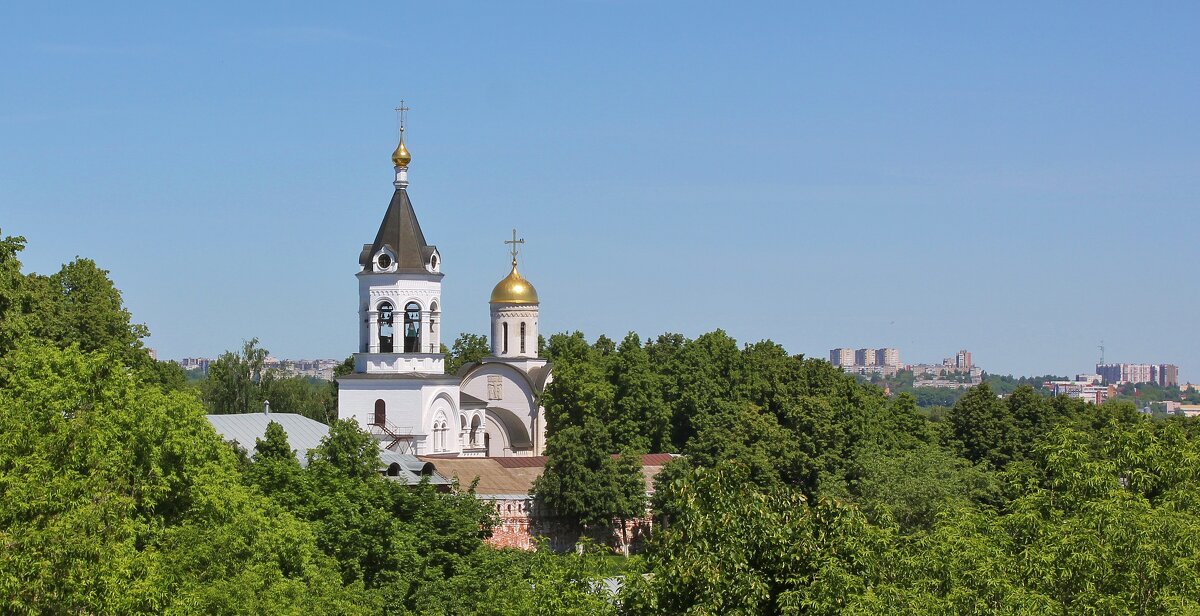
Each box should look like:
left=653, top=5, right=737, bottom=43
left=358, top=188, right=441, bottom=273
left=206, top=412, right=330, bottom=467
left=205, top=413, right=448, bottom=485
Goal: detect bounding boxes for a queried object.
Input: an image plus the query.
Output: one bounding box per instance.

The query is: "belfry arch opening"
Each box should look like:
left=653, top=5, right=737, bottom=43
left=378, top=302, right=394, bottom=353
left=404, top=301, right=421, bottom=352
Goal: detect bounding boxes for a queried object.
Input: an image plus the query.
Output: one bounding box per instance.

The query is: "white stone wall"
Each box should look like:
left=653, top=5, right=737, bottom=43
left=357, top=271, right=444, bottom=370
left=490, top=303, right=539, bottom=358
left=460, top=360, right=549, bottom=456
left=337, top=379, right=461, bottom=455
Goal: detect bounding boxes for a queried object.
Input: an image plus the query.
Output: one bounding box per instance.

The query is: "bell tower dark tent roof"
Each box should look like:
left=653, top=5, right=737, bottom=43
left=359, top=187, right=441, bottom=274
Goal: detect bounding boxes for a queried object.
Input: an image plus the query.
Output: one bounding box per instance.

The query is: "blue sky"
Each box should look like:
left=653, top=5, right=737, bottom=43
left=2, top=2, right=1197, bottom=379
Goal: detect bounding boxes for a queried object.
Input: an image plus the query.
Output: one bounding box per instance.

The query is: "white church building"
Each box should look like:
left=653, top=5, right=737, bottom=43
left=336, top=121, right=550, bottom=458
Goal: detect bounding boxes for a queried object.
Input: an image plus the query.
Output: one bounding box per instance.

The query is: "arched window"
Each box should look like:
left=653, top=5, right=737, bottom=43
left=520, top=322, right=527, bottom=354
left=502, top=322, right=509, bottom=354
left=403, top=302, right=421, bottom=352
left=470, top=415, right=481, bottom=447
left=373, top=399, right=386, bottom=426
left=378, top=302, right=394, bottom=353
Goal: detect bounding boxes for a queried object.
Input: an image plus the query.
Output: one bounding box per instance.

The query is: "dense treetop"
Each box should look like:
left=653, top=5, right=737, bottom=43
left=3, top=228, right=1199, bottom=614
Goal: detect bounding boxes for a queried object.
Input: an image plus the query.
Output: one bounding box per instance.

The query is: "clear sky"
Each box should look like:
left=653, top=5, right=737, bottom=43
left=2, top=2, right=1197, bottom=379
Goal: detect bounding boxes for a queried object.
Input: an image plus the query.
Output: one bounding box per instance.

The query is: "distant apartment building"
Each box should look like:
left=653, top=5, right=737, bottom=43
left=1045, top=379, right=1115, bottom=405
left=953, top=350, right=972, bottom=370
left=269, top=358, right=342, bottom=380
left=1153, top=364, right=1179, bottom=387
left=829, top=348, right=855, bottom=367
left=1096, top=363, right=1179, bottom=386
left=875, top=348, right=900, bottom=367
left=830, top=347, right=900, bottom=371
left=178, top=357, right=212, bottom=374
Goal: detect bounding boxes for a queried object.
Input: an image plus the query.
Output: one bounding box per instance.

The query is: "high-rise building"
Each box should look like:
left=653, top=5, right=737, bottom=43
left=875, top=348, right=900, bottom=367
left=955, top=350, right=972, bottom=370
left=855, top=348, right=876, bottom=366
left=1155, top=364, right=1179, bottom=387
left=829, top=348, right=855, bottom=366
left=1097, top=362, right=1176, bottom=386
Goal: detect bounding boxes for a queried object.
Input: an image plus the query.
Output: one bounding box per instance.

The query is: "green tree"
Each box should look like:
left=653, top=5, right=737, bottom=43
left=202, top=338, right=269, bottom=415
left=533, top=416, right=645, bottom=535
left=609, top=332, right=669, bottom=451
left=541, top=333, right=614, bottom=434
left=46, top=257, right=148, bottom=355
left=947, top=382, right=1017, bottom=469
left=624, top=463, right=892, bottom=616
left=0, top=341, right=366, bottom=614
left=444, top=332, right=490, bottom=375
left=262, top=374, right=337, bottom=423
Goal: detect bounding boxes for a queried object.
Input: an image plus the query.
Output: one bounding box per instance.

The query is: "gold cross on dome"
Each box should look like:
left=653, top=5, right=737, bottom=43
left=505, top=229, right=525, bottom=262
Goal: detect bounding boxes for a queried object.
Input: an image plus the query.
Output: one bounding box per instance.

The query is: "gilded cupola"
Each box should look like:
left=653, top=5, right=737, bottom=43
left=391, top=135, right=411, bottom=168
left=490, top=260, right=539, bottom=304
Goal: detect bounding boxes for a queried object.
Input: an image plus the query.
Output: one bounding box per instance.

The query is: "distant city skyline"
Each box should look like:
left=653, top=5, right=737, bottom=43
left=3, top=3, right=1197, bottom=380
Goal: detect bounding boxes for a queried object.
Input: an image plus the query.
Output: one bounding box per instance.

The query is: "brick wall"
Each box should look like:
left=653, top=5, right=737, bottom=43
left=483, top=496, right=654, bottom=553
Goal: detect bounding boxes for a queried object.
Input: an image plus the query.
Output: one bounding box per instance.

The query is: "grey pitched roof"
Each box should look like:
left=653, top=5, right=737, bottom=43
left=460, top=391, right=487, bottom=409
left=358, top=188, right=441, bottom=273
left=205, top=413, right=450, bottom=486
left=206, top=412, right=330, bottom=467
left=380, top=451, right=450, bottom=486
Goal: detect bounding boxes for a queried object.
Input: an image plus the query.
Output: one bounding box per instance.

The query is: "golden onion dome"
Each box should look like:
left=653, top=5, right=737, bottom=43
left=391, top=137, right=411, bottom=167
left=490, top=261, right=539, bottom=304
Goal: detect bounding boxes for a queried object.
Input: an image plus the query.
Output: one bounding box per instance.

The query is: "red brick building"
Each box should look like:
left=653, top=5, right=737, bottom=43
left=420, top=453, right=675, bottom=552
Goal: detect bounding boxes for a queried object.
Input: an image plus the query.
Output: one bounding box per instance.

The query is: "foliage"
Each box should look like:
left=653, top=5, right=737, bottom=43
left=0, top=342, right=366, bottom=614
left=625, top=463, right=893, bottom=615
left=445, top=332, right=491, bottom=375
left=532, top=416, right=645, bottom=532
left=411, top=543, right=620, bottom=616
left=947, top=382, right=1017, bottom=469
left=201, top=337, right=337, bottom=423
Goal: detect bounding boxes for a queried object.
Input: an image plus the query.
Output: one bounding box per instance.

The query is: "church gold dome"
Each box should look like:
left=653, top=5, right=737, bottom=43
left=490, top=261, right=539, bottom=304
left=391, top=139, right=411, bottom=167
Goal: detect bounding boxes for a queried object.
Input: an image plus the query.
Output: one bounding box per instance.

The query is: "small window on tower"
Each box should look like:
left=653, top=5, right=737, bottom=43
left=520, top=322, right=526, bottom=354
left=430, top=254, right=438, bottom=271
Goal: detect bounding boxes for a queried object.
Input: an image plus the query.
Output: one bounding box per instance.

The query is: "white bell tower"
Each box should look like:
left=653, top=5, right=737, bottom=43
left=337, top=105, right=462, bottom=457
left=352, top=103, right=445, bottom=375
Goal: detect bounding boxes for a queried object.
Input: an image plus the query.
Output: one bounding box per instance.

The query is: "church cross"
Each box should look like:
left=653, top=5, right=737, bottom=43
left=394, top=100, right=410, bottom=132
left=505, top=229, right=525, bottom=262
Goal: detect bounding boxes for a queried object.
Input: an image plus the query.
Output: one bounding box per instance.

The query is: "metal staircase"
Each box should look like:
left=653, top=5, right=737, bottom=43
left=368, top=420, right=415, bottom=453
